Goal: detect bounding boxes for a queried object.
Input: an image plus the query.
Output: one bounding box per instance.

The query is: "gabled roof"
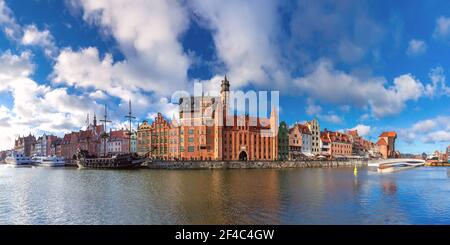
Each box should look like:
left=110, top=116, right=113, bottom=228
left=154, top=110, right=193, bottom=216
left=291, top=123, right=311, bottom=135
left=110, top=129, right=128, bottom=139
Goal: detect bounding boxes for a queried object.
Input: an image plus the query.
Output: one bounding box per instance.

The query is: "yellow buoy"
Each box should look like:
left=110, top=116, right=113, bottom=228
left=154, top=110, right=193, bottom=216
left=353, top=165, right=358, bottom=176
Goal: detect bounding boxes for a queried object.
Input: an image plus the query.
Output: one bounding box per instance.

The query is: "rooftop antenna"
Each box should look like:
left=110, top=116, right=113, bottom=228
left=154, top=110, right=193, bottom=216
left=124, top=100, right=136, bottom=153
left=100, top=105, right=112, bottom=157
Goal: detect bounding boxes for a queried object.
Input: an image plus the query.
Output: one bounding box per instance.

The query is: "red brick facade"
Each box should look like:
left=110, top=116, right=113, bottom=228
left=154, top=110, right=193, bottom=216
left=137, top=76, right=279, bottom=161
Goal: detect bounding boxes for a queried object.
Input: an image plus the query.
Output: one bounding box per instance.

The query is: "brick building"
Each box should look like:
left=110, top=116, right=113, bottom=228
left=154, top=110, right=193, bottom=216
left=138, top=76, right=278, bottom=161
left=14, top=134, right=36, bottom=157
left=377, top=131, right=397, bottom=159
left=150, top=113, right=171, bottom=160
left=61, top=117, right=103, bottom=160
left=321, top=129, right=352, bottom=158
left=212, top=76, right=278, bottom=161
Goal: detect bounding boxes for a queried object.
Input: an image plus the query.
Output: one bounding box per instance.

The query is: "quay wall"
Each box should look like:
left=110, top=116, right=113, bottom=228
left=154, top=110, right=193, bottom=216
left=146, top=159, right=367, bottom=170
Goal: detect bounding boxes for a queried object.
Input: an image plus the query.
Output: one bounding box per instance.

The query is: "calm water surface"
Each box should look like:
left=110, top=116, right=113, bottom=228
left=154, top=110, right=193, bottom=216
left=1, top=165, right=450, bottom=224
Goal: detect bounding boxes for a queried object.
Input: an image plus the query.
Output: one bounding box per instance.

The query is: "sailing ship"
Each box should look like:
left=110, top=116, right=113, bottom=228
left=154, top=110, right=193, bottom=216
left=76, top=101, right=145, bottom=169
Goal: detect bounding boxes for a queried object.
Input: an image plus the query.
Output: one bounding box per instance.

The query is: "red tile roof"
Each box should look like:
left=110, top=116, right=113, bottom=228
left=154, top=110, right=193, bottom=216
left=110, top=130, right=128, bottom=139
left=293, top=123, right=311, bottom=135
left=379, top=131, right=397, bottom=138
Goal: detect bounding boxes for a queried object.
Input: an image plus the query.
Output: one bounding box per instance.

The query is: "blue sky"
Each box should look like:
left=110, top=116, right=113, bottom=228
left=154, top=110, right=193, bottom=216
left=0, top=0, right=449, bottom=154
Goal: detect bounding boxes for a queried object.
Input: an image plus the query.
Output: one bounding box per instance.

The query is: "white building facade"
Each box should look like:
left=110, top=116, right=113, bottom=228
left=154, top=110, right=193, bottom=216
left=306, top=119, right=321, bottom=156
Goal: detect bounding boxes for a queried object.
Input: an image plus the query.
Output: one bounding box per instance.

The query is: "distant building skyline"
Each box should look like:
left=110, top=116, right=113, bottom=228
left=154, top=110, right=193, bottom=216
left=1, top=1, right=450, bottom=154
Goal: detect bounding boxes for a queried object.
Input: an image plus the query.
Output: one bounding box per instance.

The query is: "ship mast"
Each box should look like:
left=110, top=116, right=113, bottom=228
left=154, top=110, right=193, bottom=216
left=100, top=105, right=111, bottom=157
left=125, top=100, right=136, bottom=153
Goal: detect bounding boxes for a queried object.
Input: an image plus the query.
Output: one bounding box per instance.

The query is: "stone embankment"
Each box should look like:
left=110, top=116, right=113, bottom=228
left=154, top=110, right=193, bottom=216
left=146, top=159, right=367, bottom=170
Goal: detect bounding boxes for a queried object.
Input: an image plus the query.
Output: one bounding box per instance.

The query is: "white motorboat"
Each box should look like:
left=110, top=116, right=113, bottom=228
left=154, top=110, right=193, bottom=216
left=32, top=156, right=66, bottom=167
left=5, top=152, right=33, bottom=165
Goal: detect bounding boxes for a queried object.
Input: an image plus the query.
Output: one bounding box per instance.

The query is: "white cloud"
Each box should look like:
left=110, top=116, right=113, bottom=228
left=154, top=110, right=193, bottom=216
left=294, top=60, right=424, bottom=118
left=52, top=47, right=151, bottom=109
left=318, top=113, right=343, bottom=124
left=0, top=50, right=103, bottom=150
left=434, top=16, right=450, bottom=40
left=0, top=1, right=58, bottom=56
left=400, top=116, right=450, bottom=145
left=349, top=124, right=371, bottom=137
left=21, top=25, right=57, bottom=56
left=412, top=119, right=436, bottom=133
left=425, top=131, right=450, bottom=143
left=305, top=99, right=322, bottom=116
left=190, top=0, right=288, bottom=89
left=0, top=0, right=21, bottom=40
left=89, top=90, right=108, bottom=100
left=406, top=39, right=426, bottom=56
left=425, top=66, right=450, bottom=97
left=66, top=0, right=190, bottom=96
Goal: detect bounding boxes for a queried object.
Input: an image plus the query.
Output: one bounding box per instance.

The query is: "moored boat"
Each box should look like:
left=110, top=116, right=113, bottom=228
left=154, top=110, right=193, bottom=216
left=75, top=101, right=145, bottom=169
left=5, top=152, right=33, bottom=165
left=32, top=156, right=66, bottom=167
left=76, top=150, right=144, bottom=169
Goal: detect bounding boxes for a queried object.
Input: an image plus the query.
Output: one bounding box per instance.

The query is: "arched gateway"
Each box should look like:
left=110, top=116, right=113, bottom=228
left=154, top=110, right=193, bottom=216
left=239, top=151, right=248, bottom=161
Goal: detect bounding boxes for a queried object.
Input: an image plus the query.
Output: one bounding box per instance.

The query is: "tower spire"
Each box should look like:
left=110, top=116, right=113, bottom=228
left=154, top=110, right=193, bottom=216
left=221, top=74, right=230, bottom=93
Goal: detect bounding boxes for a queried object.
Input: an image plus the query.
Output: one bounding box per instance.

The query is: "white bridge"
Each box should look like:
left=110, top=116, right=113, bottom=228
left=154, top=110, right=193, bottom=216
left=368, top=158, right=426, bottom=173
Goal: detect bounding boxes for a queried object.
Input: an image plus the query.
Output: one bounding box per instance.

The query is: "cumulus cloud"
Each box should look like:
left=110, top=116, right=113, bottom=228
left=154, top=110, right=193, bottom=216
left=21, top=25, right=57, bottom=56
left=294, top=60, right=424, bottom=118
left=406, top=39, right=427, bottom=56
left=190, top=0, right=288, bottom=89
left=412, top=119, right=436, bottom=133
left=64, top=0, right=190, bottom=95
left=399, top=116, right=450, bottom=145
left=425, top=131, right=450, bottom=143
left=349, top=124, right=371, bottom=137
left=0, top=1, right=58, bottom=57
left=0, top=50, right=103, bottom=150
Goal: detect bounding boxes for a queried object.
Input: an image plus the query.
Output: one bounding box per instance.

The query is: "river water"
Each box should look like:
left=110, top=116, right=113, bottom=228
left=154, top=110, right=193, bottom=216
left=0, top=165, right=449, bottom=224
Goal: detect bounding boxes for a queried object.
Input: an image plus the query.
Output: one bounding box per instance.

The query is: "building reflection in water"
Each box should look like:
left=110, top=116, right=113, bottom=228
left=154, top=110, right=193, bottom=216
left=381, top=179, right=397, bottom=195
left=154, top=170, right=281, bottom=224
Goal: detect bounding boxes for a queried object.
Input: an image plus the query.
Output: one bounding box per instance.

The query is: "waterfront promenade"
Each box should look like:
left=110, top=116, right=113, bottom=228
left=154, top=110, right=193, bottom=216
left=146, top=159, right=367, bottom=170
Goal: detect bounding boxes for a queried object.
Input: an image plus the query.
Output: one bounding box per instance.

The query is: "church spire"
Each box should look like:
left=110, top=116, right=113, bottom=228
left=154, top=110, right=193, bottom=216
left=93, top=113, right=97, bottom=127
left=221, top=74, right=230, bottom=93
